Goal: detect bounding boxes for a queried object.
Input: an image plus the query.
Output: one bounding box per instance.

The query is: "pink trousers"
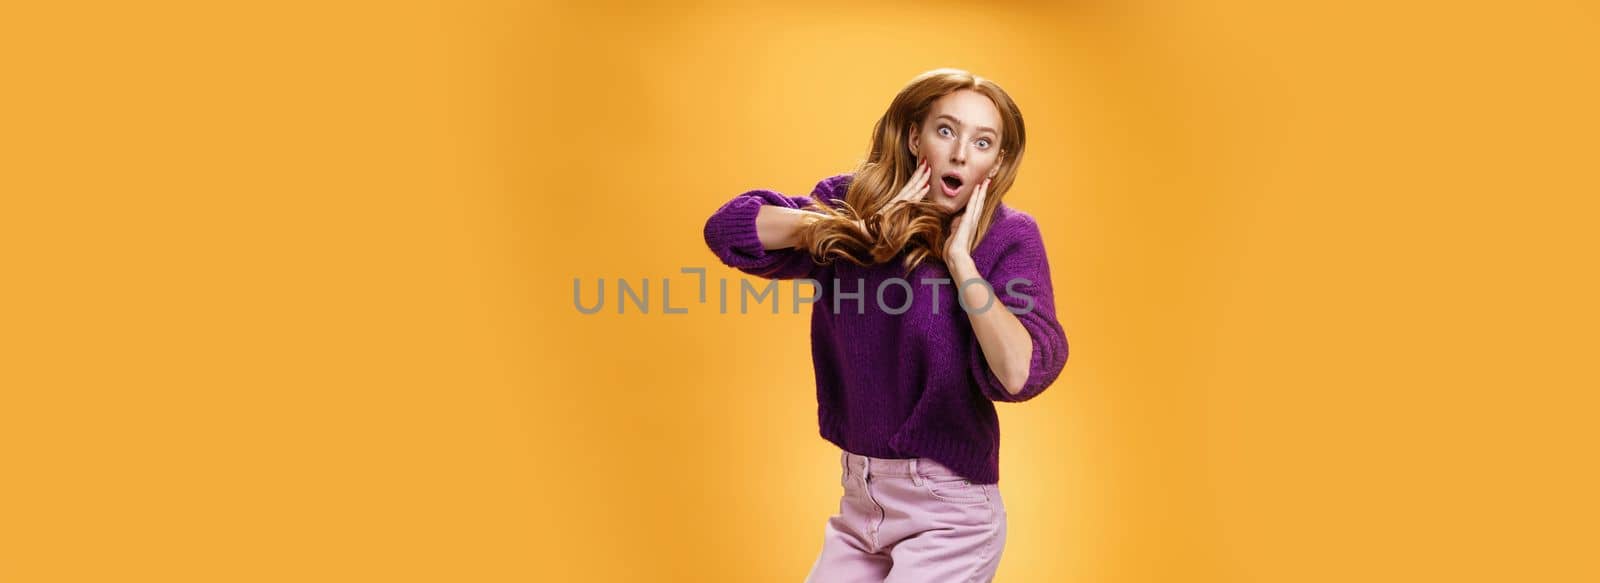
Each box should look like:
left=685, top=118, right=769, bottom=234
left=804, top=448, right=1007, bottom=582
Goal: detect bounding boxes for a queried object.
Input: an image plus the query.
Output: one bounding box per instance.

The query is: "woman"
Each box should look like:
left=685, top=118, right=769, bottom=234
left=702, top=68, right=1069, bottom=582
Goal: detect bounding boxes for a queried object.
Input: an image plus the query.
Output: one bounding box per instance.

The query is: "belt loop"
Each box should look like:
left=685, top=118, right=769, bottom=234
left=862, top=456, right=870, bottom=481
left=910, top=458, right=922, bottom=486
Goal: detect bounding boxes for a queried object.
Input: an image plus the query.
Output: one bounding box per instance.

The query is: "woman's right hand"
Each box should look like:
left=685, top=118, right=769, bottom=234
left=855, top=158, right=933, bottom=231
left=888, top=158, right=934, bottom=208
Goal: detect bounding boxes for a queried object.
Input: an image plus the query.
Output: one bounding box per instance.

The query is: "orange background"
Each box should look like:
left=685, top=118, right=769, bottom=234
left=3, top=1, right=1597, bottom=581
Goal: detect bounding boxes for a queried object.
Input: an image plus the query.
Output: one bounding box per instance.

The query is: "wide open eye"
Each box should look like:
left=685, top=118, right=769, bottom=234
left=938, top=126, right=953, bottom=137
left=976, top=138, right=991, bottom=148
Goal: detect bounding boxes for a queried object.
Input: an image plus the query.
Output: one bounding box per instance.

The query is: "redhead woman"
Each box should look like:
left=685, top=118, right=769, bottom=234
left=702, top=68, right=1069, bottom=582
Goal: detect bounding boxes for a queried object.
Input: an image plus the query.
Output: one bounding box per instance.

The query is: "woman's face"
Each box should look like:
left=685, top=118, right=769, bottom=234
left=909, top=89, right=1005, bottom=214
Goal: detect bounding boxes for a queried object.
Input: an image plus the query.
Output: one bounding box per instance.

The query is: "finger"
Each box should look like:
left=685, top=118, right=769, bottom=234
left=963, top=180, right=989, bottom=239
left=960, top=187, right=983, bottom=239
left=899, top=161, right=932, bottom=203
left=897, top=179, right=922, bottom=204
left=969, top=181, right=988, bottom=222
left=891, top=182, right=910, bottom=205
left=895, top=160, right=924, bottom=201
left=948, top=212, right=970, bottom=255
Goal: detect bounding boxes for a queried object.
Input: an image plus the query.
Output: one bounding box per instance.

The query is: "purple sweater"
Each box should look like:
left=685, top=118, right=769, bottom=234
left=702, top=173, right=1069, bottom=484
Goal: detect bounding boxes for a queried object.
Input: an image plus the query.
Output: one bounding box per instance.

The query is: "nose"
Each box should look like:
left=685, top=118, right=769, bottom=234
left=950, top=142, right=969, bottom=165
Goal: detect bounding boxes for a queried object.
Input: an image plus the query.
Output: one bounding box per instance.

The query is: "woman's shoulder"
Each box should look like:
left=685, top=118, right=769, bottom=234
left=970, top=204, right=1051, bottom=277
left=987, top=203, right=1043, bottom=245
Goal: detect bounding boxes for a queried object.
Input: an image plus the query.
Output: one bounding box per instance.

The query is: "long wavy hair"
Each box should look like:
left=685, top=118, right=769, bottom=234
left=794, top=68, right=1027, bottom=273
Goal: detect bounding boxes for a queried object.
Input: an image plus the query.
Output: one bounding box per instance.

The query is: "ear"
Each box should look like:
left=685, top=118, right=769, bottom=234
left=987, top=152, right=1005, bottom=178
left=907, top=123, right=920, bottom=157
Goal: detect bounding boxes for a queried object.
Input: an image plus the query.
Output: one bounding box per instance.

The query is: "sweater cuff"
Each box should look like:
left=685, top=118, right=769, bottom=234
left=703, top=189, right=809, bottom=270
left=970, top=310, right=1066, bottom=403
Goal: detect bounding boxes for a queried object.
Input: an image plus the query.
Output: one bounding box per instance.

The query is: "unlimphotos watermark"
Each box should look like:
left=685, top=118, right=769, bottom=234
left=573, top=266, right=1035, bottom=315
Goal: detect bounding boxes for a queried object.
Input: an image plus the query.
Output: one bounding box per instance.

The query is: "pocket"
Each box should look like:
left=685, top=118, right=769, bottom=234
left=839, top=452, right=847, bottom=488
left=923, top=474, right=987, bottom=504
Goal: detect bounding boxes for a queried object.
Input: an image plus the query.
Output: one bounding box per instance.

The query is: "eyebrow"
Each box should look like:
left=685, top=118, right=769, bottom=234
left=934, top=114, right=998, bottom=137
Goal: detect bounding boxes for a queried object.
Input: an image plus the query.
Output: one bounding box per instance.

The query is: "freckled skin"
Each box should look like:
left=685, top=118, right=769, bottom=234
left=907, top=89, right=1006, bottom=214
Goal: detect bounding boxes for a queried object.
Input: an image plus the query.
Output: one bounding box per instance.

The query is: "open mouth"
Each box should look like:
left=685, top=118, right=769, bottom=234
left=939, top=174, right=964, bottom=197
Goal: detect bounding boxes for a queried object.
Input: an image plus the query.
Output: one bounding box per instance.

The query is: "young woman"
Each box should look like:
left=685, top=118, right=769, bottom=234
left=702, top=68, right=1069, bottom=582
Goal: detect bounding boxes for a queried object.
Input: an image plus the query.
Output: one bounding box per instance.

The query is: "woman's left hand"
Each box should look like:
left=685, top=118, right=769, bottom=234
left=943, top=177, right=989, bottom=268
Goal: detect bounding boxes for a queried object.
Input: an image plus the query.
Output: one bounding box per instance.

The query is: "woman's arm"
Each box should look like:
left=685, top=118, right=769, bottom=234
left=946, top=178, right=1029, bottom=394
left=949, top=257, right=1033, bottom=395
left=944, top=179, right=1070, bottom=402
left=703, top=174, right=851, bottom=280
left=755, top=205, right=824, bottom=250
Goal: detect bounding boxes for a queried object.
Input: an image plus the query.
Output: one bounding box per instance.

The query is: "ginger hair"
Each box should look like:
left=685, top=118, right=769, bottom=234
left=794, top=68, right=1026, bottom=273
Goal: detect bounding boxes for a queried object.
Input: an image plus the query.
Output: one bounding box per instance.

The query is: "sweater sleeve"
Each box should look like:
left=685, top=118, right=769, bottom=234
left=702, top=174, right=851, bottom=281
left=966, top=210, right=1070, bottom=403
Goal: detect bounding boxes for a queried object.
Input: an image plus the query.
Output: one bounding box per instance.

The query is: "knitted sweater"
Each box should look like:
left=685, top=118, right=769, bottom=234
left=701, top=173, right=1069, bottom=484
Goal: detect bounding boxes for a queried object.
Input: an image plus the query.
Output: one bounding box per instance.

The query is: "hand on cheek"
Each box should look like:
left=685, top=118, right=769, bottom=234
left=943, top=177, right=989, bottom=267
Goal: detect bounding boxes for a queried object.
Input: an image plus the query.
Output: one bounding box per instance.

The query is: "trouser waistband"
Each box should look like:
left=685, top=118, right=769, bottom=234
left=841, top=449, right=966, bottom=486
